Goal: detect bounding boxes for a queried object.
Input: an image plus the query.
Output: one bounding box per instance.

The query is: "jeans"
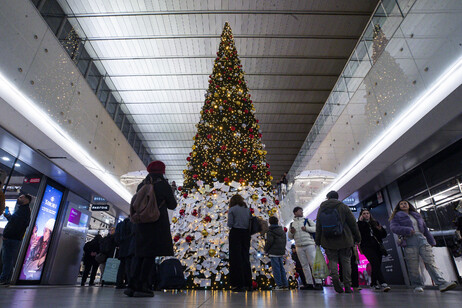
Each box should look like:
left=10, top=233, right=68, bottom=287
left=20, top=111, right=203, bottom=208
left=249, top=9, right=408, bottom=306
left=270, top=257, right=288, bottom=287
left=81, top=258, right=99, bottom=286
left=296, top=244, right=321, bottom=285
left=229, top=228, right=252, bottom=289
left=0, top=238, right=22, bottom=283
left=129, top=256, right=155, bottom=291
left=404, top=234, right=447, bottom=287
left=325, top=247, right=352, bottom=287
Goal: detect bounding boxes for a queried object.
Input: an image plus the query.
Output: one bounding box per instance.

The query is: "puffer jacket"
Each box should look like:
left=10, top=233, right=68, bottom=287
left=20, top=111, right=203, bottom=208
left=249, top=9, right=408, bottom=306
left=288, top=216, right=316, bottom=247
left=390, top=211, right=435, bottom=247
left=264, top=225, right=287, bottom=255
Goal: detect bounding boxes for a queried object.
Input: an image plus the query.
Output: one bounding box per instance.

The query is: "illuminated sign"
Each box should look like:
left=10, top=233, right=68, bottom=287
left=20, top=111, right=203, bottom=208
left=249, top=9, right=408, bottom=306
left=91, top=204, right=110, bottom=211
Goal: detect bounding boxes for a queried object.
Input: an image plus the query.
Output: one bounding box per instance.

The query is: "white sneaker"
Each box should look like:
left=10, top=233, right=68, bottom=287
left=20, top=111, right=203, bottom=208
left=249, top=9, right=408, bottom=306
left=414, top=287, right=424, bottom=292
left=381, top=283, right=391, bottom=292
left=439, top=281, right=457, bottom=292
left=374, top=285, right=381, bottom=290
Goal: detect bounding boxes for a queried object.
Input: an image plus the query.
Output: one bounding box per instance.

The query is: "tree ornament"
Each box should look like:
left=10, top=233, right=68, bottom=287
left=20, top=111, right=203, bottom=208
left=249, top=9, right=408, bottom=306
left=261, top=197, right=267, bottom=203
left=172, top=217, right=178, bottom=223
left=187, top=157, right=191, bottom=161
left=202, top=162, right=208, bottom=167
left=204, top=215, right=212, bottom=222
left=216, top=157, right=222, bottom=163
left=179, top=209, right=185, bottom=216
left=201, top=229, right=209, bottom=237
left=224, top=177, right=230, bottom=182
left=192, top=209, right=198, bottom=216
left=206, top=201, right=213, bottom=208
left=230, top=126, right=236, bottom=131
left=275, top=200, right=280, bottom=205
left=211, top=171, right=217, bottom=177
left=173, top=234, right=180, bottom=242
left=183, top=193, right=188, bottom=198
left=185, top=235, right=193, bottom=243
left=193, top=174, right=198, bottom=179
left=284, top=227, right=288, bottom=232
left=208, top=249, right=217, bottom=257
left=251, top=164, right=257, bottom=170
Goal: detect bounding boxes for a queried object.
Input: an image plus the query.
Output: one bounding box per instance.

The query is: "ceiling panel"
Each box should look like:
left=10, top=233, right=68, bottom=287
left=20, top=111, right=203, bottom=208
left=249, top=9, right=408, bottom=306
left=59, top=0, right=379, bottom=184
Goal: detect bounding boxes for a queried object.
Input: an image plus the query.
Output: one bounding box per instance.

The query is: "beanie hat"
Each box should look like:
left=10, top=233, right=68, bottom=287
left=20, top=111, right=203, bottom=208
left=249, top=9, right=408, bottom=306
left=147, top=161, right=165, bottom=174
left=45, top=219, right=55, bottom=231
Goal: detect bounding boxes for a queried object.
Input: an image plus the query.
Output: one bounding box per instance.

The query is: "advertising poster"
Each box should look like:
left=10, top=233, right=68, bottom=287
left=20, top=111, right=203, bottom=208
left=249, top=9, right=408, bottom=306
left=66, top=208, right=89, bottom=233
left=19, top=185, right=63, bottom=281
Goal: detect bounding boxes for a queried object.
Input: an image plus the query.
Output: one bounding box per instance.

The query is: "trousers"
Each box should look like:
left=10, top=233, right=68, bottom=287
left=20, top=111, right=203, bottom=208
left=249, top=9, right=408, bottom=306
left=325, top=247, right=352, bottom=287
left=296, top=244, right=321, bottom=285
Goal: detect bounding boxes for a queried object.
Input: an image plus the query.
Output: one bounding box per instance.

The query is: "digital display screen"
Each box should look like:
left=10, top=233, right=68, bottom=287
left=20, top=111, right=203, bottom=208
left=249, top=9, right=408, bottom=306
left=66, top=207, right=88, bottom=232
left=19, top=185, right=63, bottom=281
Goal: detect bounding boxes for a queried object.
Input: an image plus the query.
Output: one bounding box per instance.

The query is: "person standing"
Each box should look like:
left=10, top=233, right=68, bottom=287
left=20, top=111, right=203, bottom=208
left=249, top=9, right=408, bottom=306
left=0, top=194, right=32, bottom=285
left=264, top=216, right=288, bottom=290
left=290, top=244, right=307, bottom=287
left=357, top=208, right=391, bottom=292
left=315, top=191, right=361, bottom=294
left=288, top=206, right=322, bottom=290
left=115, top=217, right=134, bottom=289
left=227, top=194, right=252, bottom=292
left=81, top=234, right=101, bottom=286
left=389, top=200, right=457, bottom=293
left=99, top=227, right=116, bottom=276
left=125, top=161, right=177, bottom=297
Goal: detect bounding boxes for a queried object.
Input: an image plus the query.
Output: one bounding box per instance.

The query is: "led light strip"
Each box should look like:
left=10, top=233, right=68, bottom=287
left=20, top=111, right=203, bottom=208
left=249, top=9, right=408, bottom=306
left=0, top=72, right=133, bottom=203
left=288, top=55, right=462, bottom=226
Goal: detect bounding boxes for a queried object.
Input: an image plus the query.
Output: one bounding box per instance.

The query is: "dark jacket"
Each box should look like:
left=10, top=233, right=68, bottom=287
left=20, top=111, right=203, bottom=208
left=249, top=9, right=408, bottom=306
left=3, top=204, right=31, bottom=240
left=83, top=236, right=101, bottom=263
left=390, top=211, right=435, bottom=247
left=357, top=220, right=387, bottom=250
left=264, top=225, right=287, bottom=255
left=315, top=199, right=361, bottom=250
left=134, top=173, right=177, bottom=257
left=115, top=218, right=135, bottom=258
left=100, top=233, right=117, bottom=258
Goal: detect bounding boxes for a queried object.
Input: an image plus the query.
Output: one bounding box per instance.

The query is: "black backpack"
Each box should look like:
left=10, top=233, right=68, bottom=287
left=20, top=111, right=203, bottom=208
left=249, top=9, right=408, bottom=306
left=157, top=258, right=186, bottom=289
left=317, top=207, right=343, bottom=238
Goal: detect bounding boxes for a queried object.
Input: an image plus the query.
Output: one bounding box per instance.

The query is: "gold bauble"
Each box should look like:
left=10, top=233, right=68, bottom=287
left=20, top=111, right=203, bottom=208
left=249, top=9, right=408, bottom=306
left=258, top=150, right=263, bottom=155
left=214, top=92, right=219, bottom=97
left=251, top=194, right=259, bottom=200
left=266, top=181, right=272, bottom=186
left=206, top=201, right=213, bottom=208
left=201, top=229, right=208, bottom=237
left=172, top=217, right=178, bottom=223
left=192, top=151, right=197, bottom=157
left=211, top=171, right=217, bottom=176
left=192, top=145, right=196, bottom=150
left=270, top=176, right=273, bottom=181
left=208, top=249, right=217, bottom=257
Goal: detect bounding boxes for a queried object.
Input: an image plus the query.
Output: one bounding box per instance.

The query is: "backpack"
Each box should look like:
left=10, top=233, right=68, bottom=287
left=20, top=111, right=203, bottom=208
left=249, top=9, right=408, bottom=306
left=317, top=207, right=343, bottom=238
left=130, top=178, right=162, bottom=224
left=157, top=258, right=186, bottom=289
left=304, top=219, right=316, bottom=240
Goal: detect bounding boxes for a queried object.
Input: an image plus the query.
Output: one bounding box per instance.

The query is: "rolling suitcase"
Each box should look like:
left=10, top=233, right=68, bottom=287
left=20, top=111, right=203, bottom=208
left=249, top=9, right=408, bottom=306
left=101, top=250, right=120, bottom=286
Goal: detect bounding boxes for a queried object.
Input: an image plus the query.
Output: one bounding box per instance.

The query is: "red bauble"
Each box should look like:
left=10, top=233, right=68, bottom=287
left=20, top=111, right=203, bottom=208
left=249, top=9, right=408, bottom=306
left=223, top=100, right=227, bottom=104
left=261, top=198, right=267, bottom=203
left=179, top=209, right=185, bottom=216
left=216, top=85, right=220, bottom=88
left=204, top=215, right=212, bottom=223
left=252, top=281, right=258, bottom=289
left=244, top=109, right=249, bottom=114
left=192, top=209, right=198, bottom=216
left=267, top=171, right=271, bottom=176
left=230, top=126, right=236, bottom=131
left=183, top=193, right=188, bottom=198
left=266, top=163, right=270, bottom=168
left=178, top=186, right=182, bottom=191
left=284, top=227, right=288, bottom=232
left=258, top=133, right=262, bottom=138
left=294, top=272, right=300, bottom=279
left=250, top=208, right=255, bottom=214
left=186, top=235, right=193, bottom=243
left=249, top=128, right=253, bottom=132
left=208, top=80, right=212, bottom=83
left=238, top=80, right=241, bottom=84
left=224, top=177, right=230, bottom=182
left=207, top=134, right=212, bottom=139
left=173, top=235, right=180, bottom=242
left=228, top=107, right=232, bottom=112
left=193, top=174, right=198, bottom=179
left=249, top=134, right=254, bottom=139
left=275, top=200, right=280, bottom=205
left=202, top=162, right=208, bottom=167
left=221, top=145, right=227, bottom=150
left=242, top=148, right=247, bottom=153
left=209, top=108, right=214, bottom=113
left=251, top=165, right=257, bottom=170
left=256, top=119, right=259, bottom=123
left=187, top=157, right=191, bottom=161
left=239, top=178, right=245, bottom=183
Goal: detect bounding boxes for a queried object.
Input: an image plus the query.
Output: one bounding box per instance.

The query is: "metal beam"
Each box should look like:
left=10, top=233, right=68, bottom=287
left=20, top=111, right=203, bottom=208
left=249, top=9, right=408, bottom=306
left=55, top=16, right=68, bottom=38
left=104, top=92, right=111, bottom=109
left=84, top=59, right=93, bottom=79
left=107, top=73, right=340, bottom=78
left=59, top=10, right=376, bottom=18
left=84, top=34, right=360, bottom=41
left=95, top=75, right=104, bottom=94
left=115, top=88, right=332, bottom=92
left=120, top=114, right=126, bottom=131
left=93, top=55, right=349, bottom=61
left=36, top=0, right=47, bottom=11
left=123, top=101, right=325, bottom=105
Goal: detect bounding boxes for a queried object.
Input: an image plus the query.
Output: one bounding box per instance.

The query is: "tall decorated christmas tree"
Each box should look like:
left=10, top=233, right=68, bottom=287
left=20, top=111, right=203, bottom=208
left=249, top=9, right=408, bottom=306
left=170, top=23, right=295, bottom=290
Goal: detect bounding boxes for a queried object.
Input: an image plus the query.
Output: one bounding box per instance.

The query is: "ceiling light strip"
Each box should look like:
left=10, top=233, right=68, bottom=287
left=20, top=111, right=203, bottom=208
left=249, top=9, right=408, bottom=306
left=0, top=72, right=132, bottom=203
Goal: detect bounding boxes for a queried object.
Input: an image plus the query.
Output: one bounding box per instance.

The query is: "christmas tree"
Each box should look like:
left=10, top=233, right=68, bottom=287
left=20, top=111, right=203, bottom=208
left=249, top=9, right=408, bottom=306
left=182, top=22, right=272, bottom=191
left=170, top=23, right=295, bottom=290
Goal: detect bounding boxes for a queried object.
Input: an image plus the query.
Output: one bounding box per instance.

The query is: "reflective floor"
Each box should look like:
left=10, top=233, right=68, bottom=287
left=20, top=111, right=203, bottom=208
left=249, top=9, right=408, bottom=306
left=0, top=286, right=461, bottom=308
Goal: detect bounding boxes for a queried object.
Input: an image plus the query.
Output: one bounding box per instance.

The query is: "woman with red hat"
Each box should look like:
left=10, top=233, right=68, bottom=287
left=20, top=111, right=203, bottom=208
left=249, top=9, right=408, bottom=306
left=125, top=161, right=177, bottom=297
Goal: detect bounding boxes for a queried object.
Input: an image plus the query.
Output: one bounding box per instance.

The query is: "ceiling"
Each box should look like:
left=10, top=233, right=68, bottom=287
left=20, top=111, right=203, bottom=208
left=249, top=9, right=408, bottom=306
left=58, top=0, right=379, bottom=184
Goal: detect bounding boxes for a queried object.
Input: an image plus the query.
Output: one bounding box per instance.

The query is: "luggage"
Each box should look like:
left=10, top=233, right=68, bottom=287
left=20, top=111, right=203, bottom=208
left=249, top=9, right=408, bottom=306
left=101, top=257, right=120, bottom=286
left=157, top=258, right=185, bottom=289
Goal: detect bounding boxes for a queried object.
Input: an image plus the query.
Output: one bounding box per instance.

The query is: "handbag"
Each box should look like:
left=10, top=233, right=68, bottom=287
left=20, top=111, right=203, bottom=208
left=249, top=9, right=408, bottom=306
left=95, top=253, right=107, bottom=264
left=248, top=204, right=268, bottom=235
left=369, top=222, right=388, bottom=256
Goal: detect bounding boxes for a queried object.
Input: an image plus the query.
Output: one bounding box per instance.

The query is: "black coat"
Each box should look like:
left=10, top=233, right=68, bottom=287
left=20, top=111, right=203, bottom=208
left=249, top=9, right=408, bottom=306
left=100, top=233, right=117, bottom=257
left=357, top=220, right=387, bottom=250
left=115, top=218, right=134, bottom=258
left=83, top=237, right=101, bottom=263
left=134, top=173, right=177, bottom=257
left=3, top=204, right=31, bottom=240
left=264, top=225, right=287, bottom=255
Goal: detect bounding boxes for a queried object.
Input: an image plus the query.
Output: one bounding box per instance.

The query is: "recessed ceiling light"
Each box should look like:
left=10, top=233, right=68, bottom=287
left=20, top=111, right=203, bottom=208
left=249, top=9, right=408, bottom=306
left=14, top=163, right=20, bottom=167
left=1, top=157, right=10, bottom=161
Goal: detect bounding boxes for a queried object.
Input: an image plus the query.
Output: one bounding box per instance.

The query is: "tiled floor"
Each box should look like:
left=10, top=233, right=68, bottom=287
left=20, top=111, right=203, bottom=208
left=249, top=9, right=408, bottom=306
left=0, top=286, right=460, bottom=307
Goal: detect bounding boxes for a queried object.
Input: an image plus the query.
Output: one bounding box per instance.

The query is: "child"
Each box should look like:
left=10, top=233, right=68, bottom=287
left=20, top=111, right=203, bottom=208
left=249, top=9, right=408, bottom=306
left=264, top=216, right=288, bottom=290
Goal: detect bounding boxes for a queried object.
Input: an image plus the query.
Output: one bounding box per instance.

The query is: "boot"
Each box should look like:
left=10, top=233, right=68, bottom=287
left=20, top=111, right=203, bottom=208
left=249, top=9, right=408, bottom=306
left=332, top=278, right=344, bottom=294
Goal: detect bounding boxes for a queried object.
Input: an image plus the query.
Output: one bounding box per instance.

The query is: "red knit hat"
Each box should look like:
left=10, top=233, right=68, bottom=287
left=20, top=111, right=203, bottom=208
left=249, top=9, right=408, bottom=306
left=147, top=161, right=165, bottom=174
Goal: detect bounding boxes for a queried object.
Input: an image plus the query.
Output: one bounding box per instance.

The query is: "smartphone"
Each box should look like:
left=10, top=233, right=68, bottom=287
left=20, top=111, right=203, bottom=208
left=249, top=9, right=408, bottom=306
left=4, top=207, right=10, bottom=215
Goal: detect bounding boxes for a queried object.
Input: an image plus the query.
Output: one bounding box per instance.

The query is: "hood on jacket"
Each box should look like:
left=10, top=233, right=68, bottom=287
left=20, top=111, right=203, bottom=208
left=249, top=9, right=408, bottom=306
left=320, top=199, right=343, bottom=208
left=268, top=225, right=285, bottom=236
